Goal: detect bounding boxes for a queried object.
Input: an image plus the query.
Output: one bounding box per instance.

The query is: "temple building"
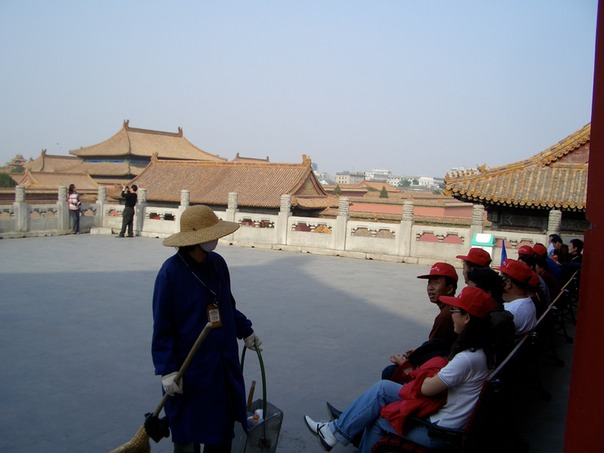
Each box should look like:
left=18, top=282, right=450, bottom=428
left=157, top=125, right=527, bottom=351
left=66, top=120, right=227, bottom=184
left=444, top=123, right=590, bottom=235
left=131, top=154, right=335, bottom=214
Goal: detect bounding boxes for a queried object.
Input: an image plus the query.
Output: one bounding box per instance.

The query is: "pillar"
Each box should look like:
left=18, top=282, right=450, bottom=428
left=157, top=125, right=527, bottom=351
left=547, top=209, right=562, bottom=239
left=335, top=197, right=350, bottom=251
left=57, top=186, right=69, bottom=231
left=13, top=186, right=28, bottom=233
left=277, top=194, right=291, bottom=245
left=135, top=188, right=147, bottom=236
left=226, top=192, right=238, bottom=222
left=398, top=200, right=414, bottom=256
left=469, top=204, right=485, bottom=245
left=95, top=186, right=106, bottom=228
left=565, top=1, right=604, bottom=449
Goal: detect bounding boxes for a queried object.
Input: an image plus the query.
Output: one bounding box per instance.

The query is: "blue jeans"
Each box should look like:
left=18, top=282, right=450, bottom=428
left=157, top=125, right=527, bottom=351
left=403, top=423, right=453, bottom=449
left=328, top=380, right=402, bottom=453
left=69, top=209, right=80, bottom=233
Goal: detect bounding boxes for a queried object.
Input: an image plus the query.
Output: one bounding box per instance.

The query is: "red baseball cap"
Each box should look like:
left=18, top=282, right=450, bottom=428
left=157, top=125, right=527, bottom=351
left=533, top=244, right=548, bottom=256
left=439, top=286, right=495, bottom=318
left=517, top=245, right=535, bottom=256
left=456, top=248, right=492, bottom=267
left=494, top=259, right=538, bottom=286
left=417, top=262, right=459, bottom=281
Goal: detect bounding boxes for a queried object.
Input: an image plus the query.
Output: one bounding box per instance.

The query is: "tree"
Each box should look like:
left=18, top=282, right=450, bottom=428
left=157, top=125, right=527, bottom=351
left=333, top=184, right=342, bottom=195
left=379, top=186, right=389, bottom=198
left=0, top=173, right=17, bottom=188
left=399, top=179, right=411, bottom=188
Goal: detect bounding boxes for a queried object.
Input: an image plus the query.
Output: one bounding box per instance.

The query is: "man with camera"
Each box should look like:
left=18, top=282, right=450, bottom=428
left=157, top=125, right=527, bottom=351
left=117, top=184, right=138, bottom=238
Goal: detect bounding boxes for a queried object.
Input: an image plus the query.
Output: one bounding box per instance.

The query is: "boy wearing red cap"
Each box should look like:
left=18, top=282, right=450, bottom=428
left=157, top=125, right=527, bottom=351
left=383, top=262, right=459, bottom=380
left=495, top=259, right=538, bottom=335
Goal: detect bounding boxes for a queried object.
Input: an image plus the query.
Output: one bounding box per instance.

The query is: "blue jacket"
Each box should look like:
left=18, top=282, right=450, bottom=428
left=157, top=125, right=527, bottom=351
left=152, top=250, right=253, bottom=444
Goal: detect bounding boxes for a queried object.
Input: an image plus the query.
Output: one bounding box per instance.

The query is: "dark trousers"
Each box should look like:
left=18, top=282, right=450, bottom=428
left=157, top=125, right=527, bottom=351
left=174, top=441, right=232, bottom=453
left=119, top=206, right=135, bottom=237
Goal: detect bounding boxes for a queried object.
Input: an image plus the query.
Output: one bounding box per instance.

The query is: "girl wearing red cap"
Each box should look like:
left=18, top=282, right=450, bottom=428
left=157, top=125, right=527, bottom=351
left=304, top=287, right=496, bottom=452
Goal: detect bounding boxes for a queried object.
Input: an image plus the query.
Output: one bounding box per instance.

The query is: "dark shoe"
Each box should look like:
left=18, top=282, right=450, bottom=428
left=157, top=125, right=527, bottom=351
left=326, top=402, right=342, bottom=420
left=127, top=235, right=134, bottom=238
left=303, top=416, right=336, bottom=451
left=116, top=235, right=124, bottom=238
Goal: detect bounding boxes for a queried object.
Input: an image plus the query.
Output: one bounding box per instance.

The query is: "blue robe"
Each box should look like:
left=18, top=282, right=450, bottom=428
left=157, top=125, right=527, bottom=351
left=152, top=250, right=253, bottom=444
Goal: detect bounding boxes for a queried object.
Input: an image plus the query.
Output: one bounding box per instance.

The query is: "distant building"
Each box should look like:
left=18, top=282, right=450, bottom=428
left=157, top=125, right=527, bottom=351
left=335, top=171, right=365, bottom=185
left=418, top=176, right=435, bottom=187
left=387, top=176, right=403, bottom=187
left=365, top=168, right=390, bottom=182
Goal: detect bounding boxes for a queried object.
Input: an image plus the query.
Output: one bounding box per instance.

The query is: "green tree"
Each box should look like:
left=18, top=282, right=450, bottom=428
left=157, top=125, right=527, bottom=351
left=0, top=173, right=17, bottom=188
left=399, top=179, right=411, bottom=188
left=333, top=184, right=342, bottom=195
left=379, top=186, right=389, bottom=198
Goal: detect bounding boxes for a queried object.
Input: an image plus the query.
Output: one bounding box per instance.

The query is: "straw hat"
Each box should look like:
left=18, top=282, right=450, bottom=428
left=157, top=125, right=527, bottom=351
left=163, top=205, right=239, bottom=247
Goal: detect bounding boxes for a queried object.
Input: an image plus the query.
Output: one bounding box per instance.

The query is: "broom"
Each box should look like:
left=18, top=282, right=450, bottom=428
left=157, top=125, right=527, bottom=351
left=109, top=322, right=215, bottom=453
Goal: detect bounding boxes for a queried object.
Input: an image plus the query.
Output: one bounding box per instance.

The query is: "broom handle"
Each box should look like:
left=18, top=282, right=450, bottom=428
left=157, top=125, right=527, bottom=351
left=152, top=322, right=214, bottom=417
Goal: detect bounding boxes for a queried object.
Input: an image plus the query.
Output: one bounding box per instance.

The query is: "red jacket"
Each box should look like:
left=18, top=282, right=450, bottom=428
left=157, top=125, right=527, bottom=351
left=380, top=356, right=448, bottom=435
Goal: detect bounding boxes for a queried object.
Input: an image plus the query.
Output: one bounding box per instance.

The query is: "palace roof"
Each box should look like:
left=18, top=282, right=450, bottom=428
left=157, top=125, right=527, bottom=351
left=69, top=120, right=227, bottom=162
left=17, top=170, right=99, bottom=190
left=131, top=154, right=336, bottom=210
left=26, top=151, right=83, bottom=173
left=443, top=123, right=589, bottom=211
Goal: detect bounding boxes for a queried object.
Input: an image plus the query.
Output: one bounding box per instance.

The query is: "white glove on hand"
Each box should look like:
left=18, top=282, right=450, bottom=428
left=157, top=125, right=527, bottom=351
left=244, top=334, right=263, bottom=352
left=161, top=372, right=183, bottom=396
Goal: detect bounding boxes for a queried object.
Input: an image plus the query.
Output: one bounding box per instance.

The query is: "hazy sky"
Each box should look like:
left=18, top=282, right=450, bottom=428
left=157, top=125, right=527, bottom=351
left=0, top=1, right=598, bottom=178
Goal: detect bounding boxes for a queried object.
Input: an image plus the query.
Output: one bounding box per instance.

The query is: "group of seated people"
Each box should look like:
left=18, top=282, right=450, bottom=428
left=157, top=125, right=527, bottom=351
left=304, top=238, right=583, bottom=452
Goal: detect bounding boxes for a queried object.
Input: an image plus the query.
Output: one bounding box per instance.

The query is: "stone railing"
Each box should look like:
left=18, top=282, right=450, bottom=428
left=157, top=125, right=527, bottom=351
left=0, top=186, right=567, bottom=266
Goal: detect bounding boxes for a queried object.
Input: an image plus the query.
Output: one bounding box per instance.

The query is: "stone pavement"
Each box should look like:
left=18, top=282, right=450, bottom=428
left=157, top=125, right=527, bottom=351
left=0, top=235, right=573, bottom=452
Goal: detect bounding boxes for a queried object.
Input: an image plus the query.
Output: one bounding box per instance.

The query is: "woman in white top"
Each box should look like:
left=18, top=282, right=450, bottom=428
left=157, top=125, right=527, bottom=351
left=304, top=286, right=496, bottom=452
left=67, top=184, right=81, bottom=234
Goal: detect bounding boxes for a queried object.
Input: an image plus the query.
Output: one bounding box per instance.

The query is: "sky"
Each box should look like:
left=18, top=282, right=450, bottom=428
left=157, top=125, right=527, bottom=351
left=0, top=0, right=598, bottom=179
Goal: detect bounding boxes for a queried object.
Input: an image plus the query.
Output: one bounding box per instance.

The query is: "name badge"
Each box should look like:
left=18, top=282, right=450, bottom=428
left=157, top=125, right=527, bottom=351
left=207, top=304, right=222, bottom=328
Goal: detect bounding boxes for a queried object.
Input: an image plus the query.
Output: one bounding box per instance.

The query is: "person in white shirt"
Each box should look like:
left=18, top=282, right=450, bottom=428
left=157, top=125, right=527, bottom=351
left=495, top=259, right=539, bottom=335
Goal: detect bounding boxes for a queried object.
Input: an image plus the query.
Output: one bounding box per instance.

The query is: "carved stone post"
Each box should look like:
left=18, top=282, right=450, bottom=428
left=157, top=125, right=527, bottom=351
left=547, top=209, right=562, bottom=242
left=57, top=186, right=69, bottom=231
left=277, top=194, right=292, bottom=245
left=397, top=200, right=414, bottom=256
left=335, top=197, right=350, bottom=251
left=180, top=190, right=190, bottom=210
left=95, top=186, right=106, bottom=228
left=226, top=192, right=238, bottom=222
left=135, top=188, right=147, bottom=236
left=469, top=204, right=485, bottom=245
left=13, top=186, right=29, bottom=233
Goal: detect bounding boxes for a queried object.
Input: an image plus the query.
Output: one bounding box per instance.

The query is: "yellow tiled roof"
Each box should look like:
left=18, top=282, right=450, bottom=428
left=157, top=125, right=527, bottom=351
left=26, top=151, right=83, bottom=172
left=69, top=120, right=228, bottom=162
left=443, top=123, right=589, bottom=211
left=17, top=171, right=99, bottom=190
left=131, top=155, right=337, bottom=209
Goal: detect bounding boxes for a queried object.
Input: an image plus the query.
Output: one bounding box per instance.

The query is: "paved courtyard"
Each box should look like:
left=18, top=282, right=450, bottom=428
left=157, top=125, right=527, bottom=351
left=0, top=235, right=572, bottom=452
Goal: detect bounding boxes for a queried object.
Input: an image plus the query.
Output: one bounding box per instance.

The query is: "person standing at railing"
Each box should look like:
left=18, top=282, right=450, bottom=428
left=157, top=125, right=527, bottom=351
left=67, top=184, right=81, bottom=234
left=116, top=184, right=137, bottom=238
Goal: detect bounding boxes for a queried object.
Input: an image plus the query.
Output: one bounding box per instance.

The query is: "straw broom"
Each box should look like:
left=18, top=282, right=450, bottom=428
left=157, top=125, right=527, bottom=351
left=110, top=322, right=215, bottom=453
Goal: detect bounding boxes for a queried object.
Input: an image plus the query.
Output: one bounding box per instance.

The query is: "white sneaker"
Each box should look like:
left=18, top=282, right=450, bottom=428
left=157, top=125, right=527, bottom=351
left=304, top=415, right=337, bottom=451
